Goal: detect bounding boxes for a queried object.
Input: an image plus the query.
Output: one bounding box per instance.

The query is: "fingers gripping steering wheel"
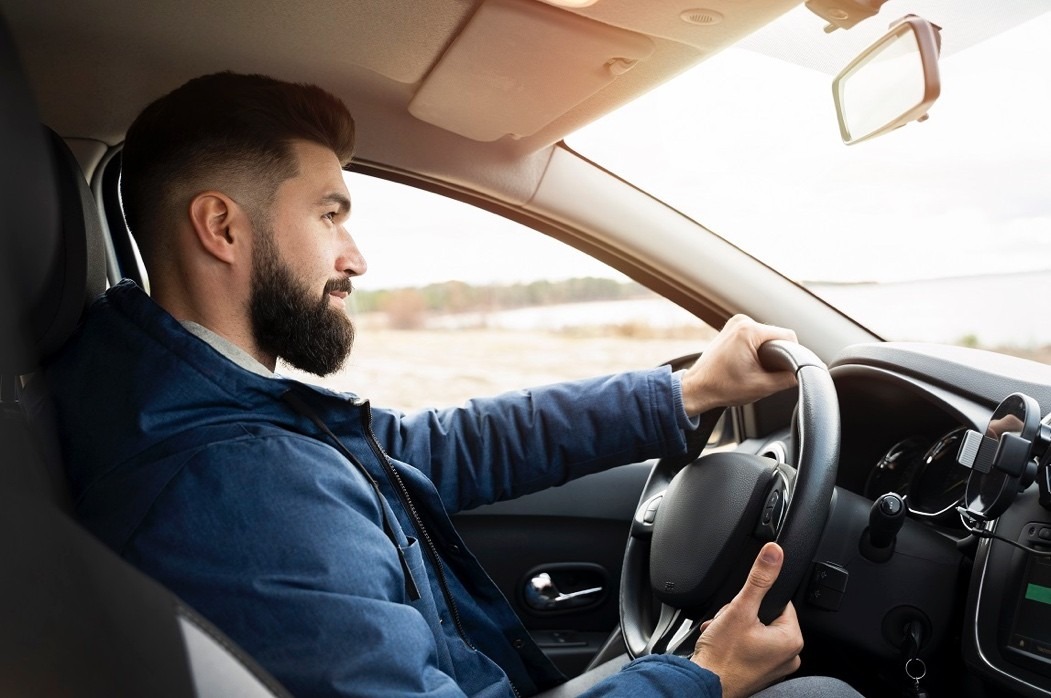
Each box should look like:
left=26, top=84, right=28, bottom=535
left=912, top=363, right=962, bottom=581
left=620, top=340, right=840, bottom=658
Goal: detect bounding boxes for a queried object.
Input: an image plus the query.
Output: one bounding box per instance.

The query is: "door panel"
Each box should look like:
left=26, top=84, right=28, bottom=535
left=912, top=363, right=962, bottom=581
left=453, top=462, right=653, bottom=676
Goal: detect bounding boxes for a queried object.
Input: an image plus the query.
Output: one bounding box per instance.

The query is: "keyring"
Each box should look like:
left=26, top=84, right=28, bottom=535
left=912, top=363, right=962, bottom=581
left=905, top=657, right=927, bottom=682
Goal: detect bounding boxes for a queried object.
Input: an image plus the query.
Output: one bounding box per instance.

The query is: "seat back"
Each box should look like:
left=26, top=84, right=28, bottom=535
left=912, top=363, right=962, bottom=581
left=0, top=11, right=291, bottom=697
left=0, top=126, right=110, bottom=512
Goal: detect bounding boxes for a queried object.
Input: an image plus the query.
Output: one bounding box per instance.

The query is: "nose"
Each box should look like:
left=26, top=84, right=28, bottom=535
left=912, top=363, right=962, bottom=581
left=336, top=228, right=367, bottom=277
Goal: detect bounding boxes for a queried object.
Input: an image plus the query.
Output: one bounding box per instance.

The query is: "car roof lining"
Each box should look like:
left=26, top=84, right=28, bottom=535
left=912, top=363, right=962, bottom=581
left=2, top=0, right=799, bottom=153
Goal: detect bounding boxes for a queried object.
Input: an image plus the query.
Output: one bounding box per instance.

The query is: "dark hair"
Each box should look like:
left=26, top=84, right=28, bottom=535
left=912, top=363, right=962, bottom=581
left=120, top=72, right=355, bottom=267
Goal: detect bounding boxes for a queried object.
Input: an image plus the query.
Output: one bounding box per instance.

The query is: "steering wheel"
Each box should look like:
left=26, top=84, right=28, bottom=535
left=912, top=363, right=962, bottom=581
left=620, top=339, right=840, bottom=658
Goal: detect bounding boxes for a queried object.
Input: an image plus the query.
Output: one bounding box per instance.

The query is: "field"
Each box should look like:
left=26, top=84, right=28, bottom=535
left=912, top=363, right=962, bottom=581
left=281, top=323, right=714, bottom=412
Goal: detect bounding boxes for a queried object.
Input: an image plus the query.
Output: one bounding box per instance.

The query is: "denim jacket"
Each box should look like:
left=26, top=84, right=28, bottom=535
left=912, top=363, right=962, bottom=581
left=41, top=280, right=721, bottom=697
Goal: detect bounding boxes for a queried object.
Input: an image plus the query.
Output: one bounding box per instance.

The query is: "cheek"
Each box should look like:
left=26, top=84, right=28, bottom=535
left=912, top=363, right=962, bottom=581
left=277, top=225, right=330, bottom=278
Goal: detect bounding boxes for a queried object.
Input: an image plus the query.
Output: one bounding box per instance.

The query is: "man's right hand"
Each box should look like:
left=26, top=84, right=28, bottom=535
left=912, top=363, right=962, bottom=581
left=690, top=542, right=804, bottom=698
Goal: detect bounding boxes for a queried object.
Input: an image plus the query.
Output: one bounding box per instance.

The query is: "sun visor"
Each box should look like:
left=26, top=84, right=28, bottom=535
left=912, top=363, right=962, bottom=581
left=409, top=0, right=654, bottom=142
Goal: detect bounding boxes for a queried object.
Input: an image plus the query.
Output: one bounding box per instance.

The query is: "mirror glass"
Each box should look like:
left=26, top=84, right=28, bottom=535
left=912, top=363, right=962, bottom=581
left=834, top=19, right=939, bottom=144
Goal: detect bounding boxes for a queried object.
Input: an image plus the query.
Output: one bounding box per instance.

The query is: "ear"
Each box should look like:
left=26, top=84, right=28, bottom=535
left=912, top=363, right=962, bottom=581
left=187, top=192, right=250, bottom=265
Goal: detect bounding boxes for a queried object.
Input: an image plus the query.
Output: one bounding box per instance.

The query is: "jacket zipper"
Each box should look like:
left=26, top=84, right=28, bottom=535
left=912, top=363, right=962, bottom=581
left=285, top=391, right=521, bottom=697
left=363, top=412, right=525, bottom=697
left=361, top=408, right=476, bottom=650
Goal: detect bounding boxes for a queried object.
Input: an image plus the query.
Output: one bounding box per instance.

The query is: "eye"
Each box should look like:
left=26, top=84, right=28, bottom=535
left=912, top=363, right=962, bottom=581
left=323, top=211, right=337, bottom=223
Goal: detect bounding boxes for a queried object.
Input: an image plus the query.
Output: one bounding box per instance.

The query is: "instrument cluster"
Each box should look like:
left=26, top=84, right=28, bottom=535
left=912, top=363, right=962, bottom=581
left=864, top=426, right=972, bottom=519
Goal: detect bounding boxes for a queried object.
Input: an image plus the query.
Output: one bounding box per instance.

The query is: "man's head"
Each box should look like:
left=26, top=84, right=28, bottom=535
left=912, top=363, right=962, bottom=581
left=122, top=72, right=355, bottom=261
left=122, top=72, right=365, bottom=376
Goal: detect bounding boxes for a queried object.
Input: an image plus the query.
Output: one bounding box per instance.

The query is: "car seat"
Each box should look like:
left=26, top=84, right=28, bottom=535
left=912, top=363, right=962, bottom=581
left=0, top=12, right=292, bottom=697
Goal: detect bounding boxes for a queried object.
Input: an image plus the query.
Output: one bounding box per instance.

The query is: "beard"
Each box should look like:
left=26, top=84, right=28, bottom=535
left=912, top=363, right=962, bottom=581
left=249, top=225, right=355, bottom=377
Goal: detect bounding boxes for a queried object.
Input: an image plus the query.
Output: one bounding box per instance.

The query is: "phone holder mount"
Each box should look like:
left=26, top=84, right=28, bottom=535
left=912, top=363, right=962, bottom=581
left=956, top=392, right=1051, bottom=520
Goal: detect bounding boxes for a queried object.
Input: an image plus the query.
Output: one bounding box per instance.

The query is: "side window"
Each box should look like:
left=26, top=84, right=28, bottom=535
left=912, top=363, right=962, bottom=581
left=281, top=173, right=717, bottom=412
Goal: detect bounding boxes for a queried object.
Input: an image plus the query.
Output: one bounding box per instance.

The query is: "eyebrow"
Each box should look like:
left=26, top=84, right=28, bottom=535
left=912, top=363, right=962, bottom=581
left=317, top=192, right=351, bottom=215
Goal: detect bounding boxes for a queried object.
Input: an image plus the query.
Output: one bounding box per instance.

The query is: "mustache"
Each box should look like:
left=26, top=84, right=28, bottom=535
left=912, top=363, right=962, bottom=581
left=323, top=276, right=353, bottom=295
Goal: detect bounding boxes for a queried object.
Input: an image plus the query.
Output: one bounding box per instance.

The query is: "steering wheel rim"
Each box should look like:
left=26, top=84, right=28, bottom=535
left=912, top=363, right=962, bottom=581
left=619, top=339, right=840, bottom=658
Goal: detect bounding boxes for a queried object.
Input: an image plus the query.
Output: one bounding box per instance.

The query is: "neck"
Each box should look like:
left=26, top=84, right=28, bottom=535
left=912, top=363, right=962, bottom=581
left=151, top=277, right=277, bottom=372
left=181, top=320, right=275, bottom=377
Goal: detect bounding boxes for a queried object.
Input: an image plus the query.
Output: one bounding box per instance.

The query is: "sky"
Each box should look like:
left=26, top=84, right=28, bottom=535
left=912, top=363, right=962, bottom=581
left=343, top=172, right=629, bottom=292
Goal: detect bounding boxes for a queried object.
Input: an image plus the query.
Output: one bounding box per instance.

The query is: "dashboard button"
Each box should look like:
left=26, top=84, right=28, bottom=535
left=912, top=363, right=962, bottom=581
left=806, top=561, right=849, bottom=611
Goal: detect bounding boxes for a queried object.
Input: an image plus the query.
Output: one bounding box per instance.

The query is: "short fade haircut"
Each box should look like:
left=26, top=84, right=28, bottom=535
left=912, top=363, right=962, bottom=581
left=121, top=72, right=355, bottom=269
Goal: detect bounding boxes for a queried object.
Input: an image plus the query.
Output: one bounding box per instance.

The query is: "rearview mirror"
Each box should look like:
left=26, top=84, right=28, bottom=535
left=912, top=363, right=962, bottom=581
left=833, top=15, right=941, bottom=145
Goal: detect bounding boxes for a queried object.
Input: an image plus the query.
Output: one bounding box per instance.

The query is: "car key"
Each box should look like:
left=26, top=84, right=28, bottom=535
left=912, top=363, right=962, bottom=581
left=901, top=619, right=929, bottom=697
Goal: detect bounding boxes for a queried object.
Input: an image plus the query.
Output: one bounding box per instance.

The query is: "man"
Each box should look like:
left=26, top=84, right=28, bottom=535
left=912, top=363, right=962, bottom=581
left=41, top=73, right=859, bottom=697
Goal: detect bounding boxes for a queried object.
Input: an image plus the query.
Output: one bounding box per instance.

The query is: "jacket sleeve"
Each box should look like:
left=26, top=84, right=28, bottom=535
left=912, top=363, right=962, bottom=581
left=370, top=367, right=691, bottom=512
left=583, top=655, right=722, bottom=697
left=122, top=434, right=473, bottom=698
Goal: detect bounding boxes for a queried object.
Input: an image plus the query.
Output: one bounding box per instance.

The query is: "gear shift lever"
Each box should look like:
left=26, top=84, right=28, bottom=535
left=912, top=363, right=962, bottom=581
left=861, top=492, right=906, bottom=562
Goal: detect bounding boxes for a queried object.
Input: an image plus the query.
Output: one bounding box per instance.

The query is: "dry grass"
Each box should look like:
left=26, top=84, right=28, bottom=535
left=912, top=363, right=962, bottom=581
left=281, top=326, right=712, bottom=412
left=994, top=345, right=1051, bottom=366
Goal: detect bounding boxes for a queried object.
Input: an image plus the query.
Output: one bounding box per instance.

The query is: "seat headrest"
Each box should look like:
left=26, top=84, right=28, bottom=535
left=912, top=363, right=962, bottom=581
left=0, top=14, right=108, bottom=376
left=36, top=130, right=110, bottom=360
left=0, top=12, right=59, bottom=375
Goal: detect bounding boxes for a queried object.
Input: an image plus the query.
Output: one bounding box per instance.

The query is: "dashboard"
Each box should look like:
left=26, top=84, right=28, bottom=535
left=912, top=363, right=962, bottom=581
left=807, top=342, right=1051, bottom=697
left=472, top=340, right=1051, bottom=696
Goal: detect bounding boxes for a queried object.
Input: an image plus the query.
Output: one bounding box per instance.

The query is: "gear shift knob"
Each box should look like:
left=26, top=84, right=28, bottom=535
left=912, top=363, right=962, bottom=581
left=861, top=492, right=906, bottom=562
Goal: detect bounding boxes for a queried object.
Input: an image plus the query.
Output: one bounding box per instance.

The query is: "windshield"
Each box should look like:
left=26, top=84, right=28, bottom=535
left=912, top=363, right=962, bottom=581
left=569, top=2, right=1051, bottom=361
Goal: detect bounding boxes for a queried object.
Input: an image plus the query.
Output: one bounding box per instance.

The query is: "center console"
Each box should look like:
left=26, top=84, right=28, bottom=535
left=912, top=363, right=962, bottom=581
left=966, top=488, right=1051, bottom=696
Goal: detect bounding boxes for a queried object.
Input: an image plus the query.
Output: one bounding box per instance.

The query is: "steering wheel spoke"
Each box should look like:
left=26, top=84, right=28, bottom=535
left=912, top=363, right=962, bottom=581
left=644, top=603, right=688, bottom=655
left=666, top=617, right=703, bottom=657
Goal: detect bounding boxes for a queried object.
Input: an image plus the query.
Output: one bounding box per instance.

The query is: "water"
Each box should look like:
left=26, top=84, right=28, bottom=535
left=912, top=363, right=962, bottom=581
left=412, top=271, right=1051, bottom=350
left=810, top=270, right=1051, bottom=348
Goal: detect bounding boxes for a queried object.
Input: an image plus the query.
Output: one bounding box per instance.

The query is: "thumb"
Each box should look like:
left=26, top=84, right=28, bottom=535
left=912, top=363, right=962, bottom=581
left=735, top=542, right=783, bottom=614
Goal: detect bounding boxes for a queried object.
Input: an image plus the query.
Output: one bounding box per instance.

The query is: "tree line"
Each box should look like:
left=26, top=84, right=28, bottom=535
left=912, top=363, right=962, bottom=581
left=352, top=277, right=650, bottom=316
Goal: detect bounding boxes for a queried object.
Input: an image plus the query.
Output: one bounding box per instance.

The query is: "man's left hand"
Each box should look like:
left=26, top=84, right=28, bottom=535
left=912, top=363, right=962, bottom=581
left=680, top=314, right=798, bottom=416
